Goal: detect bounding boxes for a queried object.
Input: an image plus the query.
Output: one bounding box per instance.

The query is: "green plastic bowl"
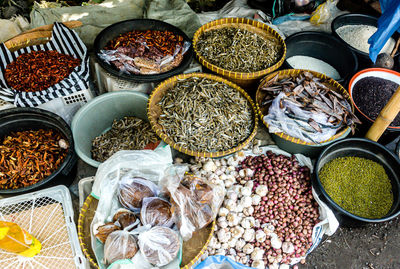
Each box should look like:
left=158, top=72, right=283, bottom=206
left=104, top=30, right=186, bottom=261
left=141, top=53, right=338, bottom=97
left=71, top=91, right=149, bottom=167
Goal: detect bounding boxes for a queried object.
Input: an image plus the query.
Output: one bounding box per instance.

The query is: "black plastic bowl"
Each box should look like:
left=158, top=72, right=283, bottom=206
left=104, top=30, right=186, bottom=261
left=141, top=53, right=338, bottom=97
left=0, top=108, right=77, bottom=194
left=313, top=138, right=400, bottom=227
left=283, top=31, right=358, bottom=85
left=332, top=14, right=400, bottom=68
left=94, top=19, right=194, bottom=83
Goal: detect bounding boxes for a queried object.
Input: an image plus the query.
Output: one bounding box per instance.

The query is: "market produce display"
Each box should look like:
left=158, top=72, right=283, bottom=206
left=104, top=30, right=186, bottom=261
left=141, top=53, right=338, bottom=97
left=336, top=25, right=395, bottom=54
left=189, top=149, right=320, bottom=268
left=286, top=56, right=341, bottom=81
left=196, top=27, right=282, bottom=72
left=259, top=71, right=360, bottom=143
left=352, top=76, right=400, bottom=126
left=4, top=50, right=81, bottom=92
left=98, top=29, right=189, bottom=75
left=319, top=156, right=393, bottom=219
left=91, top=116, right=159, bottom=162
left=3, top=6, right=400, bottom=269
left=0, top=129, right=69, bottom=189
left=155, top=76, right=255, bottom=153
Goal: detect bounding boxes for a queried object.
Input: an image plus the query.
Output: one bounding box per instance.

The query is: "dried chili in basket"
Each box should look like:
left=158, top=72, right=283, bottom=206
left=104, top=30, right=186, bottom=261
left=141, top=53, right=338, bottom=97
left=4, top=50, right=81, bottom=93
left=0, top=129, right=69, bottom=190
left=105, top=30, right=184, bottom=57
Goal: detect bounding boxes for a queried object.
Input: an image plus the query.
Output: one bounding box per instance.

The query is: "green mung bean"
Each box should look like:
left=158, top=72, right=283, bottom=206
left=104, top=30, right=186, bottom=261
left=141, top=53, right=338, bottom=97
left=319, top=156, right=393, bottom=219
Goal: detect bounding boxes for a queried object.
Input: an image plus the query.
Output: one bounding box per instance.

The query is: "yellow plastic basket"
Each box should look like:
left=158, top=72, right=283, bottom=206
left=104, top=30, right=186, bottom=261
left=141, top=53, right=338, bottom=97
left=78, top=195, right=216, bottom=269
left=147, top=72, right=258, bottom=158
left=256, top=69, right=353, bottom=146
left=193, top=17, right=286, bottom=89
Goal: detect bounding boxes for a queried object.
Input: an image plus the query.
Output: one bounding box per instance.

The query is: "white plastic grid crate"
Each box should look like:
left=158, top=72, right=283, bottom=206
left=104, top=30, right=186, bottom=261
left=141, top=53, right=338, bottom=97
left=0, top=185, right=86, bottom=269
left=0, top=88, right=94, bottom=125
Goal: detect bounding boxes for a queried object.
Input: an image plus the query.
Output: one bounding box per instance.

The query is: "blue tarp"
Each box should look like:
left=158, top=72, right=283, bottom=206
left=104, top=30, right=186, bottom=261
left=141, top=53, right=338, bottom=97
left=368, top=0, right=400, bottom=62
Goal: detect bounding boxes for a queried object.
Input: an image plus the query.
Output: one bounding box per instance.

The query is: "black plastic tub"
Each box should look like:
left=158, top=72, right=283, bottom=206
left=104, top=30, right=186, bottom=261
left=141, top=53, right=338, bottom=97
left=313, top=138, right=400, bottom=227
left=332, top=14, right=400, bottom=69
left=94, top=19, right=194, bottom=83
left=0, top=108, right=77, bottom=194
left=283, top=31, right=358, bottom=85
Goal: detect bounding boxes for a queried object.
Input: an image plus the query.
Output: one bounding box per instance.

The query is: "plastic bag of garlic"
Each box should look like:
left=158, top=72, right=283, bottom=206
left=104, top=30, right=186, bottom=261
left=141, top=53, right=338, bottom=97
left=190, top=145, right=339, bottom=269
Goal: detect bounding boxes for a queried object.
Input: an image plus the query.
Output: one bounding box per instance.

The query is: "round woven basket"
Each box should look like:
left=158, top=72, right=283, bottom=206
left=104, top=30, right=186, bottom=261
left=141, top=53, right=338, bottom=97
left=78, top=195, right=215, bottom=268
left=255, top=69, right=353, bottom=146
left=147, top=72, right=258, bottom=158
left=192, top=17, right=286, bottom=89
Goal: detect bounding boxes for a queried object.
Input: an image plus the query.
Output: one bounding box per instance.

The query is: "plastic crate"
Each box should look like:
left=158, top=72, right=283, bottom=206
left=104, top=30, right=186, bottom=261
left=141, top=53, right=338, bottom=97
left=0, top=88, right=94, bottom=125
left=91, top=57, right=203, bottom=94
left=0, top=185, right=86, bottom=268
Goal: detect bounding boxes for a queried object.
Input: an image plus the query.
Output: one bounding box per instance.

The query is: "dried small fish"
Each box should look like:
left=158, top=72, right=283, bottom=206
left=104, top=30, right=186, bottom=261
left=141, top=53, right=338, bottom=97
left=158, top=77, right=254, bottom=152
left=91, top=117, right=159, bottom=162
left=196, top=27, right=282, bottom=73
left=261, top=71, right=360, bottom=143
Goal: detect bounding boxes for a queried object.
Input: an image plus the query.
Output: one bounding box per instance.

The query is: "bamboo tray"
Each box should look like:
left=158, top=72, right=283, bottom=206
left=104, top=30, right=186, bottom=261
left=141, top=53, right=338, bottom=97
left=192, top=17, right=286, bottom=89
left=147, top=72, right=258, bottom=158
left=256, top=69, right=353, bottom=146
left=78, top=195, right=215, bottom=268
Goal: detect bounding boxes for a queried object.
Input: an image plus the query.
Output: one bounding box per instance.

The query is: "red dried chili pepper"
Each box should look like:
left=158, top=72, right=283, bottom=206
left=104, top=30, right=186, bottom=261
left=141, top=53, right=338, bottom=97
left=4, top=50, right=81, bottom=93
left=105, top=30, right=184, bottom=57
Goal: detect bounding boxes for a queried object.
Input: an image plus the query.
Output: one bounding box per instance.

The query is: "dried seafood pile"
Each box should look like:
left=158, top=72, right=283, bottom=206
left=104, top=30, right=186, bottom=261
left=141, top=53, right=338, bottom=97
left=260, top=71, right=360, bottom=143
left=99, top=30, right=189, bottom=75
left=157, top=77, right=254, bottom=152
left=92, top=117, right=159, bottom=162
left=196, top=27, right=282, bottom=73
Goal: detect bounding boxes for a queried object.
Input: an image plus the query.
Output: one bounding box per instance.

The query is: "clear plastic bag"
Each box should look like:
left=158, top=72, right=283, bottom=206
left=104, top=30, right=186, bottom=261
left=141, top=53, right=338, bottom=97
left=138, top=226, right=180, bottom=266
left=264, top=92, right=339, bottom=143
left=103, top=230, right=139, bottom=265
left=140, top=197, right=174, bottom=228
left=90, top=147, right=173, bottom=268
left=310, top=0, right=339, bottom=25
left=118, top=176, right=159, bottom=212
left=162, top=165, right=225, bottom=241
left=98, top=41, right=191, bottom=75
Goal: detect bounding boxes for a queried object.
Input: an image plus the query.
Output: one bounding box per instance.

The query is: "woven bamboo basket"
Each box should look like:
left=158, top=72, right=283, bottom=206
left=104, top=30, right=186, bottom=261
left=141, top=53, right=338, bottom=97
left=4, top=21, right=82, bottom=52
left=78, top=195, right=216, bottom=269
left=192, top=17, right=286, bottom=89
left=256, top=69, right=353, bottom=146
left=147, top=72, right=258, bottom=158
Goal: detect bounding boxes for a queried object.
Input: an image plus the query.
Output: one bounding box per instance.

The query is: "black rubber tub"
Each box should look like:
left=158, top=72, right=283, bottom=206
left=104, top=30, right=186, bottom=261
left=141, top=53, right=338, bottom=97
left=94, top=19, right=194, bottom=83
left=313, top=138, right=400, bottom=227
left=332, top=14, right=400, bottom=69
left=0, top=108, right=77, bottom=194
left=283, top=31, right=358, bottom=85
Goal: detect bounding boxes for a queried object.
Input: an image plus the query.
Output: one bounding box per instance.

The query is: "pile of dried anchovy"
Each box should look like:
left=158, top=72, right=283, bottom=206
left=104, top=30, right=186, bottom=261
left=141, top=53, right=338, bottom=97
left=5, top=50, right=81, bottom=92
left=196, top=27, right=282, bottom=73
left=0, top=129, right=68, bottom=189
left=158, top=77, right=254, bottom=152
left=92, top=116, right=159, bottom=162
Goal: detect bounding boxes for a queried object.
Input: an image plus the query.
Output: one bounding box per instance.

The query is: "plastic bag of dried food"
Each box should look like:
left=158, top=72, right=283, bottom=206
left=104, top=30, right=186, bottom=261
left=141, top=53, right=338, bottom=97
left=140, top=197, right=174, bottom=228
left=138, top=226, right=181, bottom=266
left=310, top=0, right=340, bottom=25
left=98, top=41, right=191, bottom=75
left=118, top=176, right=159, bottom=212
left=103, top=230, right=139, bottom=265
left=264, top=92, right=340, bottom=143
left=162, top=165, right=225, bottom=241
left=90, top=146, right=173, bottom=269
